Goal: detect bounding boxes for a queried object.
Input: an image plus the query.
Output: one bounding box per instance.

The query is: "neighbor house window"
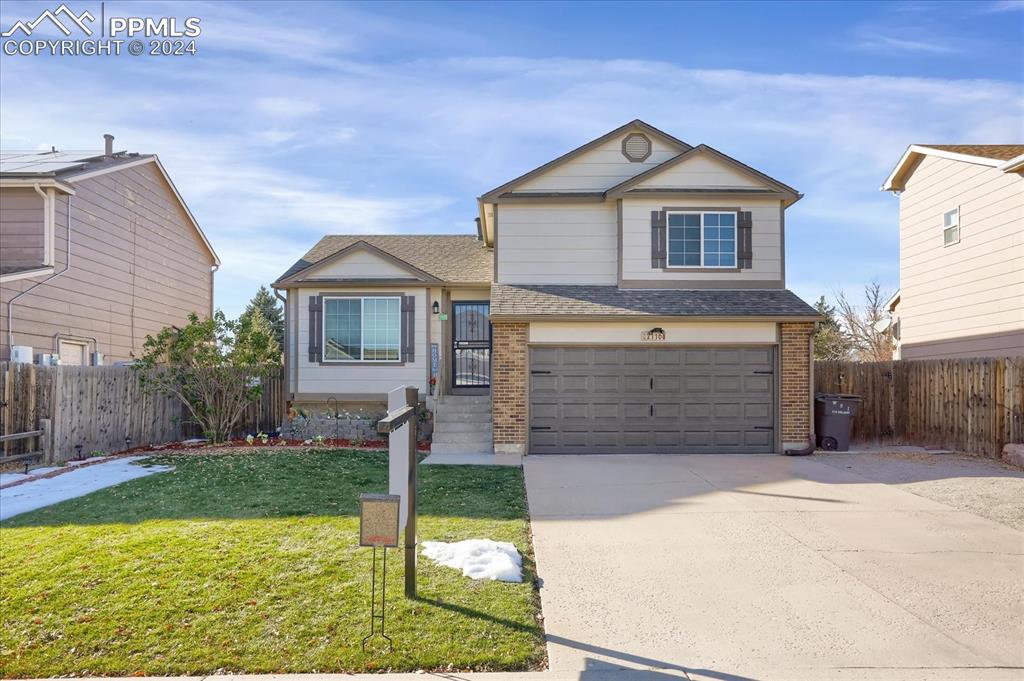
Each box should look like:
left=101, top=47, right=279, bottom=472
left=943, top=208, right=960, bottom=246
left=667, top=211, right=737, bottom=267
left=323, top=296, right=401, bottom=361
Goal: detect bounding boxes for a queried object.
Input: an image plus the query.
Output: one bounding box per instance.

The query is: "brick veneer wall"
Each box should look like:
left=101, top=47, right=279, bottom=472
left=780, top=321, right=815, bottom=446
left=492, top=322, right=528, bottom=455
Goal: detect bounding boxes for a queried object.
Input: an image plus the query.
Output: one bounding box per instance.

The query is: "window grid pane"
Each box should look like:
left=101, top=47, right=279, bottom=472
left=362, top=297, right=401, bottom=361
left=324, top=298, right=361, bottom=360
left=668, top=213, right=703, bottom=267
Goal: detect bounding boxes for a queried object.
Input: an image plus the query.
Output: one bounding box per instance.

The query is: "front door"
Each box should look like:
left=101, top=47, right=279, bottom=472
left=451, top=302, right=491, bottom=390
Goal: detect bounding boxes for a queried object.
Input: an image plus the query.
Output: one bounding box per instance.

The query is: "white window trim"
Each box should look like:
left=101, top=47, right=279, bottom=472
left=665, top=210, right=739, bottom=269
left=321, top=295, right=402, bottom=363
left=942, top=207, right=960, bottom=247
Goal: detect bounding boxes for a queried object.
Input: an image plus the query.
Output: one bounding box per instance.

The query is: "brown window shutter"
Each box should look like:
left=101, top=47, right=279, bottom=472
left=737, top=211, right=753, bottom=269
left=308, top=295, right=322, bottom=362
left=651, top=210, right=667, bottom=268
left=401, top=295, right=415, bottom=362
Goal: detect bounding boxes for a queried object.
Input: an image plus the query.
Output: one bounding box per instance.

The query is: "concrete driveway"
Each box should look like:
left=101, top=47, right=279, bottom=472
left=525, top=453, right=1024, bottom=681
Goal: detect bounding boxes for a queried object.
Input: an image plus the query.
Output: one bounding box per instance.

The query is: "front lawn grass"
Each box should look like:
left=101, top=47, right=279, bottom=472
left=0, top=450, right=544, bottom=677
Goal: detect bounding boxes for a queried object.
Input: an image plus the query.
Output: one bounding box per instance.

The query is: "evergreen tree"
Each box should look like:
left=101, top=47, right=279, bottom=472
left=813, top=295, right=852, bottom=360
left=241, top=286, right=284, bottom=350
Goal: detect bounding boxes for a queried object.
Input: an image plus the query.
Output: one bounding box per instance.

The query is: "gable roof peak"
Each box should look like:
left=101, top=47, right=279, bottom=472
left=479, top=119, right=692, bottom=202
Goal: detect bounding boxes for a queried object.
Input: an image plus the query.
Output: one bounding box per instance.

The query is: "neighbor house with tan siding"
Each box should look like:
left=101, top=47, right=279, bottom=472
left=882, top=144, right=1024, bottom=360
left=275, top=120, right=819, bottom=456
left=1, top=136, right=219, bottom=365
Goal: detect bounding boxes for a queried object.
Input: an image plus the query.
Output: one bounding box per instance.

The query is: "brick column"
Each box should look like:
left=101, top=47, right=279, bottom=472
left=491, top=322, right=527, bottom=455
left=780, top=322, right=815, bottom=449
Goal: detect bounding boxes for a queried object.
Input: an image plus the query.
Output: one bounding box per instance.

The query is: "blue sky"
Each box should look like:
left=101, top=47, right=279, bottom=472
left=2, top=0, right=1022, bottom=318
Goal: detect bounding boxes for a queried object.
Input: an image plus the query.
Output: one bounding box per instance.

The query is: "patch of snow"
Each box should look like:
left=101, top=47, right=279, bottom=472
left=0, top=457, right=173, bottom=521
left=0, top=473, right=30, bottom=485
left=421, top=539, right=523, bottom=583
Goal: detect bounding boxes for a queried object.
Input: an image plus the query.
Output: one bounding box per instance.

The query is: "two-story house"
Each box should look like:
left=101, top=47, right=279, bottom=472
left=1, top=136, right=219, bottom=365
left=882, top=144, right=1024, bottom=359
left=274, top=120, right=819, bottom=456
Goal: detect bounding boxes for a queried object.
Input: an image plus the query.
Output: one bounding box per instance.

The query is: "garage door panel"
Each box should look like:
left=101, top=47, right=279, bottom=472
left=529, top=345, right=775, bottom=454
left=715, top=375, right=741, bottom=392
left=624, top=375, right=651, bottom=393
left=532, top=375, right=558, bottom=392
left=561, top=375, right=589, bottom=392
left=624, top=349, right=650, bottom=364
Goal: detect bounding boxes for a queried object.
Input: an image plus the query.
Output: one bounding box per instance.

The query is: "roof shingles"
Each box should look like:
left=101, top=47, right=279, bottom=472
left=276, top=235, right=492, bottom=284
left=920, top=145, right=1024, bottom=162
left=490, top=284, right=819, bottom=318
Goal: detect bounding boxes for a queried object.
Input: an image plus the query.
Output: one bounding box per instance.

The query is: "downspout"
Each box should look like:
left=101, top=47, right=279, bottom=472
left=7, top=188, right=72, bottom=353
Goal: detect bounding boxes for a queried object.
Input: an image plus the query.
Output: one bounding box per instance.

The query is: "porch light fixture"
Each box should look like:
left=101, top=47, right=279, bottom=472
left=432, top=301, right=440, bottom=315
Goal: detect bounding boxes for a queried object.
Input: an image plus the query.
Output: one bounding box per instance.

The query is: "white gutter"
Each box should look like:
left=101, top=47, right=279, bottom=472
left=8, top=191, right=73, bottom=352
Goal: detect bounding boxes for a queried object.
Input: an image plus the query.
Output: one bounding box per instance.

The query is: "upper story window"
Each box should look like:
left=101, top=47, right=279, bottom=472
left=667, top=211, right=737, bottom=268
left=943, top=208, right=960, bottom=246
left=323, top=296, right=401, bottom=361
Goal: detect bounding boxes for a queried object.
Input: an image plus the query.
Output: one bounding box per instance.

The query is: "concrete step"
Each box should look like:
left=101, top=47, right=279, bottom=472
left=434, top=410, right=492, bottom=424
left=436, top=401, right=492, bottom=414
left=429, top=443, right=495, bottom=455
left=433, top=422, right=492, bottom=434
left=441, top=394, right=492, bottom=404
left=431, top=432, right=494, bottom=446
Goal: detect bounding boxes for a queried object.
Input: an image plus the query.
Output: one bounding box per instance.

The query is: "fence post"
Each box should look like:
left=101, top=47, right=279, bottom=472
left=40, top=418, right=52, bottom=463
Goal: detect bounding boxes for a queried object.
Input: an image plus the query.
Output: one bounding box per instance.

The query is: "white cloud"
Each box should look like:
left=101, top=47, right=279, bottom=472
left=1, top=12, right=1020, bottom=314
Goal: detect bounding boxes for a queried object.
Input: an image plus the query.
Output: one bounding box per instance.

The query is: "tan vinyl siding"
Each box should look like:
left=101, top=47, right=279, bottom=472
left=897, top=155, right=1023, bottom=357
left=633, top=154, right=763, bottom=189
left=0, top=161, right=215, bottom=362
left=300, top=248, right=415, bottom=279
left=496, top=202, right=617, bottom=285
left=621, top=197, right=783, bottom=283
left=513, top=134, right=680, bottom=192
left=295, top=287, right=429, bottom=397
left=0, top=188, right=46, bottom=270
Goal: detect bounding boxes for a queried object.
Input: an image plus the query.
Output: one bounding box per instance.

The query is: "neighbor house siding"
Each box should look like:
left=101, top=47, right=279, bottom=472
left=898, top=156, right=1024, bottom=359
left=0, top=162, right=215, bottom=362
left=513, top=134, right=680, bottom=193
left=0, top=188, right=46, bottom=271
left=496, top=202, right=618, bottom=285
left=294, top=287, right=429, bottom=399
left=620, top=197, right=784, bottom=285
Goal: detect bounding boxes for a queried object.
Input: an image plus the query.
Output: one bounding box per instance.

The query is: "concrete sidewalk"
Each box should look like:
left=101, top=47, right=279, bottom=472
left=21, top=670, right=1023, bottom=681
left=525, top=453, right=1024, bottom=680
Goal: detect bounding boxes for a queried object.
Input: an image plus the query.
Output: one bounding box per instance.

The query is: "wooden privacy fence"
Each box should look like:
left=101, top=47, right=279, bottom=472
left=815, top=358, right=1024, bottom=457
left=1, top=363, right=284, bottom=464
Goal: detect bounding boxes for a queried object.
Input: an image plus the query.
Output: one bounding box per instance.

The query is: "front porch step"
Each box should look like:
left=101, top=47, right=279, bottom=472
left=434, top=421, right=492, bottom=434
left=434, top=410, right=492, bottom=424
left=431, top=431, right=494, bottom=446
left=436, top=400, right=492, bottom=414
left=430, top=443, right=495, bottom=455
left=442, top=394, right=492, bottom=404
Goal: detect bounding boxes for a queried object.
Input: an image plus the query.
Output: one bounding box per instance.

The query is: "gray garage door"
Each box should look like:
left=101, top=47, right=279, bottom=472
left=529, top=346, right=775, bottom=454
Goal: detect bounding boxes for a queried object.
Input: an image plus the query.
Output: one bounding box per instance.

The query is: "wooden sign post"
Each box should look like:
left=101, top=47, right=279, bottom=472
left=377, top=385, right=419, bottom=598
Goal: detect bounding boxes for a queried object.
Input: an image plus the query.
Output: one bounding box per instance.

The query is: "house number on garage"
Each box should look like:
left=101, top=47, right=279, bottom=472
left=641, top=327, right=666, bottom=341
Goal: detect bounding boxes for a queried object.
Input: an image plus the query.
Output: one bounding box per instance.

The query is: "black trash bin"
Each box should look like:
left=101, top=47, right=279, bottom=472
left=814, top=393, right=862, bottom=451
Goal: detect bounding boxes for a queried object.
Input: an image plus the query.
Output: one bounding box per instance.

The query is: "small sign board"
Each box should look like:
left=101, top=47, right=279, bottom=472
left=359, top=493, right=400, bottom=547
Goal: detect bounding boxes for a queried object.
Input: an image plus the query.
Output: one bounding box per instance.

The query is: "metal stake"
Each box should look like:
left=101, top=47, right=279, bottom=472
left=361, top=546, right=393, bottom=653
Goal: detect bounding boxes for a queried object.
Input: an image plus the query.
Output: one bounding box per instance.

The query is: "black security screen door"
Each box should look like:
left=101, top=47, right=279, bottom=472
left=452, top=302, right=491, bottom=388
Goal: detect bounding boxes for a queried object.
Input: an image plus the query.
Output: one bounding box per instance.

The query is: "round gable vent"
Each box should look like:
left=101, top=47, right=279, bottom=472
left=622, top=132, right=652, bottom=162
